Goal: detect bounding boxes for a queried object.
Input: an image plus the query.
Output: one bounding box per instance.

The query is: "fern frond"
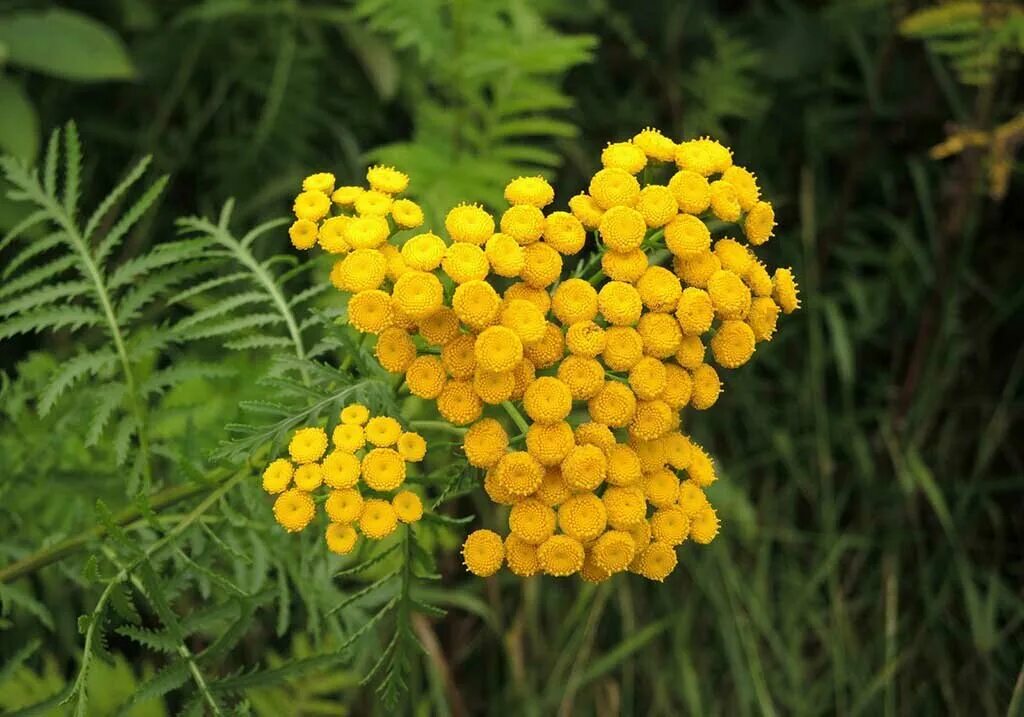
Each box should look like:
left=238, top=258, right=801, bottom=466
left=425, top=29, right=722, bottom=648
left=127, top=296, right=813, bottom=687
left=83, top=155, right=153, bottom=241
left=87, top=384, right=127, bottom=446
left=141, top=363, right=236, bottom=398
left=39, top=350, right=119, bottom=416
left=178, top=313, right=285, bottom=341
left=106, top=238, right=210, bottom=289
left=64, top=121, right=82, bottom=220
left=0, top=280, right=90, bottom=318
left=0, top=255, right=79, bottom=300
left=0, top=306, right=104, bottom=340
left=2, top=230, right=66, bottom=278
left=116, top=625, right=181, bottom=654
left=173, top=291, right=273, bottom=332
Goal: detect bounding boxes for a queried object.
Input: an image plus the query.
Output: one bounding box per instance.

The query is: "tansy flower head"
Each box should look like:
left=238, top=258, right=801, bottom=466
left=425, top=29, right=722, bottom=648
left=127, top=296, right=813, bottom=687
left=289, top=219, right=318, bottom=250
left=638, top=313, right=683, bottom=359
left=436, top=380, right=483, bottom=425
left=323, top=451, right=361, bottom=489
left=675, top=335, right=706, bottom=369
left=744, top=260, right=774, bottom=298
left=289, top=427, right=328, bottom=464
left=651, top=507, right=690, bottom=546
left=773, top=268, right=800, bottom=314
left=558, top=492, right=608, bottom=542
left=348, top=289, right=393, bottom=334
left=538, top=535, right=585, bottom=577
left=589, top=167, right=641, bottom=210
left=598, top=281, right=643, bottom=326
left=392, top=490, right=424, bottom=523
left=636, top=541, right=677, bottom=581
left=504, top=534, right=540, bottom=577
left=689, top=363, right=722, bottom=410
left=406, top=355, right=447, bottom=399
left=326, top=523, right=359, bottom=554
left=361, top=448, right=406, bottom=491
left=495, top=451, right=545, bottom=497
left=542, top=211, right=586, bottom=255
left=675, top=287, right=714, bottom=336
left=509, top=498, right=557, bottom=545
left=581, top=553, right=612, bottom=584
left=273, top=489, right=316, bottom=532
left=644, top=468, right=680, bottom=508
left=601, top=248, right=649, bottom=282
left=557, top=355, right=605, bottom=400
left=303, top=172, right=335, bottom=194
left=366, top=165, right=410, bottom=195
left=568, top=193, right=605, bottom=230
left=632, top=127, right=677, bottom=162
left=592, top=530, right=637, bottom=573
left=748, top=296, right=781, bottom=342
left=453, top=280, right=501, bottom=331
left=293, top=190, right=331, bottom=221
left=587, top=381, right=637, bottom=428
left=709, top=180, right=741, bottom=222
left=635, top=184, right=678, bottom=228
left=365, top=416, right=402, bottom=447
left=293, top=463, right=323, bottom=491
left=711, top=320, right=756, bottom=369
left=392, top=270, right=444, bottom=319
left=603, top=485, right=647, bottom=529
left=443, top=242, right=490, bottom=284
left=677, top=480, right=709, bottom=518
left=315, top=499, right=357, bottom=541
left=346, top=215, right=390, bottom=248
left=473, top=369, right=515, bottom=405
left=391, top=198, right=424, bottom=228
left=629, top=356, right=668, bottom=401
left=599, top=205, right=647, bottom=252
left=721, top=165, right=760, bottom=210
left=674, top=250, right=721, bottom=289
left=463, top=418, right=509, bottom=468
left=744, top=201, right=775, bottom=246
left=533, top=466, right=571, bottom=507
left=501, top=299, right=547, bottom=345
left=341, top=403, right=370, bottom=426
left=417, top=306, right=460, bottom=346
left=331, top=185, right=363, bottom=206
left=560, top=444, right=608, bottom=491
left=441, top=334, right=478, bottom=379
left=523, top=376, right=573, bottom=424
left=262, top=459, right=294, bottom=494
left=574, top=421, right=616, bottom=453
left=318, top=216, right=351, bottom=254
left=523, top=322, right=565, bottom=369
left=501, top=204, right=546, bottom=245
left=601, top=141, right=648, bottom=174
left=462, top=529, right=505, bottom=576
left=629, top=399, right=675, bottom=441
left=637, top=266, right=683, bottom=313
left=397, top=432, right=427, bottom=462
left=402, top=232, right=447, bottom=271
left=446, top=203, right=494, bottom=245
left=484, top=233, right=526, bottom=277
left=504, top=281, right=553, bottom=315
left=601, top=326, right=643, bottom=371
left=689, top=505, right=720, bottom=544
left=675, top=137, right=733, bottom=176
left=519, top=242, right=562, bottom=288
left=565, top=320, right=606, bottom=358
left=708, top=269, right=752, bottom=320
left=660, top=364, right=693, bottom=409
left=525, top=420, right=577, bottom=466
left=505, top=176, right=555, bottom=208
left=665, top=213, right=711, bottom=258
left=333, top=249, right=387, bottom=293
left=374, top=328, right=417, bottom=373
left=663, top=431, right=693, bottom=471
left=331, top=426, right=364, bottom=452
left=606, top=443, right=644, bottom=486
left=475, top=325, right=524, bottom=373
left=668, top=170, right=711, bottom=215
left=360, top=499, right=398, bottom=540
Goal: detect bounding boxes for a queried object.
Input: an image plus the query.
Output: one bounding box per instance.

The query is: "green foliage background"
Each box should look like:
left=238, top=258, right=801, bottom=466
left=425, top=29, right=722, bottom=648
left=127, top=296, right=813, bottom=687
left=0, top=0, right=1022, bottom=715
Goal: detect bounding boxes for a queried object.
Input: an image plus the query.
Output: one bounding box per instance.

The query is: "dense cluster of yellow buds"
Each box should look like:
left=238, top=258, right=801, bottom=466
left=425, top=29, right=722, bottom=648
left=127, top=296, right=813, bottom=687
left=288, top=128, right=798, bottom=582
left=261, top=403, right=426, bottom=555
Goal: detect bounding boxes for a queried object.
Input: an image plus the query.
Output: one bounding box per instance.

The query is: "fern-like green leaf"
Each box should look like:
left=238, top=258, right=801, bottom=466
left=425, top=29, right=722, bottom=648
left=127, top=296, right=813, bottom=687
left=39, top=349, right=118, bottom=416
left=0, top=306, right=104, bottom=340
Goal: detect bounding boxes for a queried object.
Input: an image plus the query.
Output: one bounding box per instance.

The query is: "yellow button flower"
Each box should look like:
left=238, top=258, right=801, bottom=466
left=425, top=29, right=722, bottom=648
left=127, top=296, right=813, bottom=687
left=644, top=469, right=680, bottom=508
left=418, top=306, right=460, bottom=346
left=550, top=279, right=596, bottom=327
left=744, top=201, right=775, bottom=245
left=587, top=381, right=637, bottom=428
left=519, top=242, right=562, bottom=288
left=293, top=462, right=323, bottom=491
left=510, top=357, right=536, bottom=400
left=689, top=505, right=720, bottom=544
left=323, top=451, right=361, bottom=489
left=565, top=320, right=606, bottom=358
left=663, top=431, right=693, bottom=471
left=463, top=418, right=509, bottom=469
left=446, top=203, right=494, bottom=245
left=397, top=432, right=427, bottom=462
left=711, top=320, right=756, bottom=369
left=501, top=299, right=547, bottom=345
left=606, top=443, right=643, bottom=486
left=677, top=481, right=709, bottom=518
left=340, top=403, right=370, bottom=425
left=331, top=186, right=363, bottom=206
left=289, top=219, right=319, bottom=250
left=714, top=238, right=753, bottom=275
left=651, top=507, right=690, bottom=546
left=673, top=250, right=720, bottom=289
left=601, top=326, right=644, bottom=371
left=675, top=137, right=733, bottom=176
left=568, top=192, right=604, bottom=230
left=326, top=488, right=364, bottom=523
left=504, top=176, right=555, bottom=208
left=772, top=267, right=800, bottom=314
left=361, top=448, right=406, bottom=491
left=543, top=211, right=586, bottom=255
left=592, top=530, right=636, bottom=573
left=317, top=216, right=351, bottom=254
left=603, top=485, right=646, bottom=529
left=293, top=190, right=331, bottom=221
left=687, top=445, right=717, bottom=487
left=574, top=422, right=616, bottom=453
left=366, top=165, right=409, bottom=194
left=325, top=523, right=359, bottom=555
left=635, top=184, right=678, bottom=228
left=667, top=170, right=711, bottom=215
left=436, top=380, right=483, bottom=426
left=560, top=444, right=608, bottom=491
left=637, top=313, right=683, bottom=359
left=707, top=269, right=752, bottom=320
left=289, top=427, right=328, bottom=464
left=601, top=141, right=648, bottom=174
left=748, top=296, right=780, bottom=342
left=589, top=167, right=641, bottom=209
left=401, top=232, right=447, bottom=271
left=345, top=215, right=390, bottom=248
left=598, top=205, right=646, bottom=252
left=303, top=172, right=335, bottom=194
left=273, top=489, right=316, bottom=533
left=675, top=287, right=714, bottom=336
left=557, top=355, right=605, bottom=400
left=689, top=363, right=721, bottom=410
left=332, top=249, right=387, bottom=293
left=347, top=290, right=392, bottom=334
left=405, top=355, right=447, bottom=399
left=484, top=233, right=525, bottom=277
left=495, top=451, right=545, bottom=497
left=533, top=466, right=571, bottom=507
left=628, top=357, right=667, bottom=401
left=660, top=364, right=693, bottom=409
left=485, top=470, right=518, bottom=508
left=601, top=248, right=649, bottom=282
left=391, top=198, right=424, bottom=228
left=523, top=322, right=565, bottom=369
left=629, top=399, right=675, bottom=441
left=598, top=281, right=643, bottom=326
left=354, top=190, right=393, bottom=218
left=632, top=127, right=677, bottom=162
left=523, top=376, right=573, bottom=424
left=504, top=281, right=552, bottom=315
left=462, top=529, right=505, bottom=576
left=665, top=213, right=711, bottom=258
left=709, top=180, right=741, bottom=222
left=452, top=280, right=501, bottom=331
left=392, top=270, right=444, bottom=319
left=360, top=499, right=398, bottom=540
left=721, top=165, right=760, bottom=210
left=509, top=498, right=557, bottom=545
left=392, top=490, right=424, bottom=523
left=632, top=438, right=667, bottom=473
left=744, top=260, right=774, bottom=298
left=636, top=541, right=677, bottom=581
left=443, top=242, right=490, bottom=284
left=674, top=335, right=705, bottom=369
left=473, top=369, right=515, bottom=405
left=537, top=535, right=585, bottom=577
left=262, top=459, right=293, bottom=494
left=474, top=325, right=524, bottom=373
left=365, top=416, right=402, bottom=447
left=636, top=266, right=682, bottom=312
left=558, top=492, right=607, bottom=542
left=525, top=421, right=576, bottom=467
left=500, top=204, right=546, bottom=245
left=504, top=534, right=540, bottom=577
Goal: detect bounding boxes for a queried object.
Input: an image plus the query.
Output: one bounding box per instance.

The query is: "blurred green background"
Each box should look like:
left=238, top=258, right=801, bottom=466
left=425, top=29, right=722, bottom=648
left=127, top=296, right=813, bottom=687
left=1, top=0, right=1022, bottom=715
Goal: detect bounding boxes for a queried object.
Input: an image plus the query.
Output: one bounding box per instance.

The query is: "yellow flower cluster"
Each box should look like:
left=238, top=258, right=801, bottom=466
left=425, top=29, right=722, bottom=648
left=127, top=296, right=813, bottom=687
left=290, top=128, right=798, bottom=583
left=260, top=403, right=426, bottom=555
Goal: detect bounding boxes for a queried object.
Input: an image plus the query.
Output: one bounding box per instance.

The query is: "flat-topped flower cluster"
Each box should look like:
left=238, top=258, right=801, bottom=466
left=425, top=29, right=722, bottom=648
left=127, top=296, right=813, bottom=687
left=284, top=127, right=799, bottom=580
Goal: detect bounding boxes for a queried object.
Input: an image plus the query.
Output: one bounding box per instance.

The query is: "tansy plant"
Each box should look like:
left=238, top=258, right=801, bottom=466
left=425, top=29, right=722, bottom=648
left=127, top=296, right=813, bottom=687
left=279, top=127, right=799, bottom=583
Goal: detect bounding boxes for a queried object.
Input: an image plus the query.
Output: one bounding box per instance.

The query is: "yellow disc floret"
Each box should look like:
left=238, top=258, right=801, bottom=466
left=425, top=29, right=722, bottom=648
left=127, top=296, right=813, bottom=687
left=289, top=427, right=328, bottom=464
left=360, top=499, right=398, bottom=540
left=773, top=267, right=800, bottom=314
left=446, top=203, right=494, bottom=245
left=711, top=320, right=756, bottom=369
left=392, top=490, right=424, bottom=523
left=509, top=498, right=557, bottom=544
left=326, top=488, right=364, bottom=523
left=262, top=459, right=293, bottom=494
left=505, top=176, right=555, bottom=208
left=589, top=168, right=641, bottom=210
left=273, top=489, right=315, bottom=532
left=601, top=141, right=648, bottom=174
left=462, top=529, right=505, bottom=576
left=463, top=418, right=509, bottom=469
left=538, top=535, right=585, bottom=577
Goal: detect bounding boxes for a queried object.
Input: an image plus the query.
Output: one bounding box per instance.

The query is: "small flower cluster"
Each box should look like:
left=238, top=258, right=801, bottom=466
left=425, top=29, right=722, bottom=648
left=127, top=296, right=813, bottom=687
left=261, top=403, right=426, bottom=555
left=289, top=127, right=799, bottom=582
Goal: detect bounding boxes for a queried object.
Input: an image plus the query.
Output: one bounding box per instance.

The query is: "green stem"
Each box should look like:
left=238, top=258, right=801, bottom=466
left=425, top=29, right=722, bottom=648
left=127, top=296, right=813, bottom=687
left=501, top=401, right=530, bottom=436
left=409, top=420, right=467, bottom=437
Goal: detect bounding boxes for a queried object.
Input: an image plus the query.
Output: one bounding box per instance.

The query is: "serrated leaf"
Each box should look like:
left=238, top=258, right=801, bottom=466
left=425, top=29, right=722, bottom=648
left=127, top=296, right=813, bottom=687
left=39, top=349, right=118, bottom=415
left=116, top=625, right=180, bottom=653
left=0, top=279, right=89, bottom=318
left=0, top=306, right=103, bottom=340
left=0, top=254, right=78, bottom=300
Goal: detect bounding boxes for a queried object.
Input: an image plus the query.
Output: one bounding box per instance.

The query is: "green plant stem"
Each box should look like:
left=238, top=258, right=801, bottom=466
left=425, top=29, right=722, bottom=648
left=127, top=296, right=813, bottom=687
left=0, top=464, right=247, bottom=584
left=409, top=419, right=467, bottom=436
left=501, top=401, right=530, bottom=436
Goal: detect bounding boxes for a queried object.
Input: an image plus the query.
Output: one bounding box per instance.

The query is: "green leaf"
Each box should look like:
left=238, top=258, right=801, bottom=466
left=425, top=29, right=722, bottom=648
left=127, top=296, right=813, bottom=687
left=0, top=75, right=39, bottom=161
left=0, top=9, right=135, bottom=81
